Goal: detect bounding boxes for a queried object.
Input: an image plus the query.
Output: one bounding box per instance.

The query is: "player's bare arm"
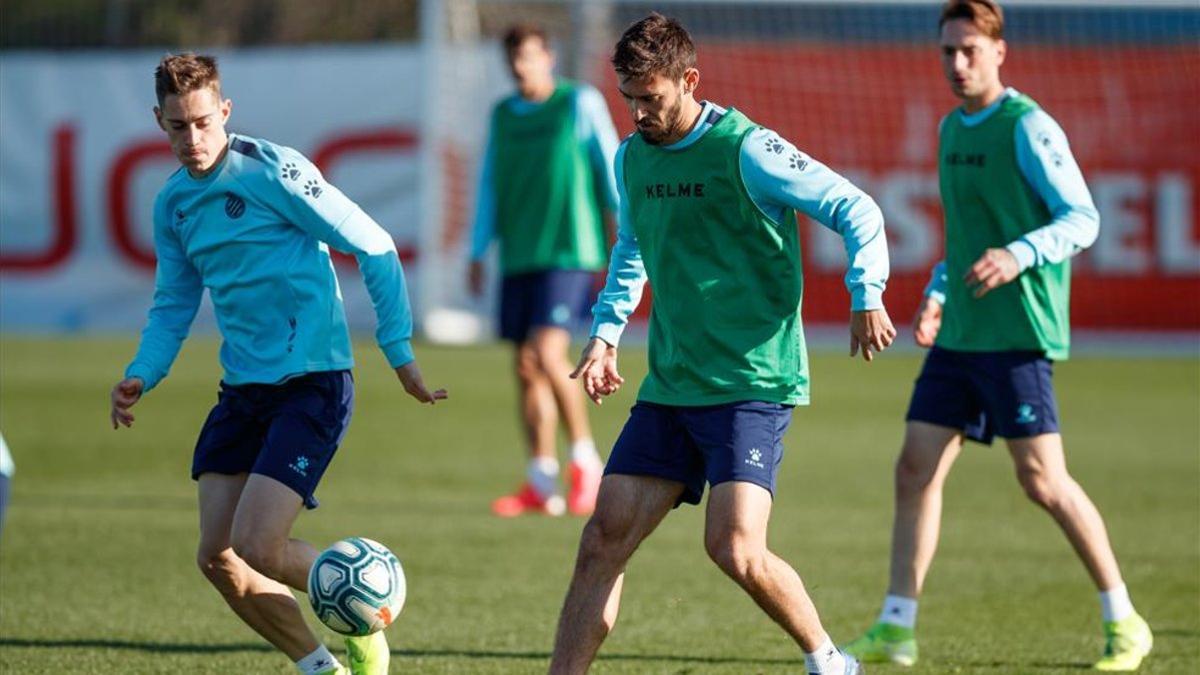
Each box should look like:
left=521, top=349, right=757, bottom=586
left=912, top=296, right=943, bottom=347
left=964, top=247, right=1020, bottom=297
left=570, top=336, right=623, bottom=405
left=850, top=309, right=897, bottom=362
left=466, top=260, right=486, bottom=297
left=109, top=377, right=145, bottom=429
left=395, top=361, right=448, bottom=404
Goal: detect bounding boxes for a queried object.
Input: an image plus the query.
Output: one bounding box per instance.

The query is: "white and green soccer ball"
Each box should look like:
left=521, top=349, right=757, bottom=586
left=307, top=537, right=406, bottom=636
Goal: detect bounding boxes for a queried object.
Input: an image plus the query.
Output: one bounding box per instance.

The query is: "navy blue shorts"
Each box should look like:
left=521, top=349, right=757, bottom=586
left=906, top=347, right=1059, bottom=445
left=499, top=269, right=597, bottom=343
left=192, top=370, right=354, bottom=509
left=605, top=400, right=794, bottom=506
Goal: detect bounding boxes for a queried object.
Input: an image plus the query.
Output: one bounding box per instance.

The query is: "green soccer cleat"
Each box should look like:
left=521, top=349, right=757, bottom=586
left=842, top=622, right=918, bottom=666
left=345, top=631, right=390, bottom=675
left=1094, top=613, right=1152, bottom=671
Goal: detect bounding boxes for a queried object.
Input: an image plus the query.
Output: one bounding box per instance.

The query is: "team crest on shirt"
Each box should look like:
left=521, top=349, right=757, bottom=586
left=304, top=179, right=323, bottom=199
left=763, top=135, right=786, bottom=155
left=788, top=152, right=808, bottom=172
left=224, top=193, right=246, bottom=219
left=281, top=161, right=302, bottom=181
left=1035, top=131, right=1065, bottom=168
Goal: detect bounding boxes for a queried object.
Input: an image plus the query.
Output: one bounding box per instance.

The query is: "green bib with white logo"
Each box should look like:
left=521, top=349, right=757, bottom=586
left=938, top=94, right=1071, bottom=359
left=623, top=109, right=807, bottom=406
left=490, top=80, right=607, bottom=275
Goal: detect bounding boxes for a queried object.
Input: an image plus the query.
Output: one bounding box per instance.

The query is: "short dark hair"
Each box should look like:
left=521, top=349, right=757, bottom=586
left=612, top=12, right=696, bottom=81
left=503, top=23, right=548, bottom=54
left=155, top=53, right=221, bottom=106
left=939, top=0, right=1004, bottom=39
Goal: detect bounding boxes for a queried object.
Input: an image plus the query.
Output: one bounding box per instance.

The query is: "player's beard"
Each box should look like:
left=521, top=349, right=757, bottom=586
left=637, top=97, right=686, bottom=146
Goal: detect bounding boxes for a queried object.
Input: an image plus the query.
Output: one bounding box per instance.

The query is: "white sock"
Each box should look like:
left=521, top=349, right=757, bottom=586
left=1099, top=583, right=1135, bottom=622
left=570, top=438, right=602, bottom=467
left=803, top=636, right=846, bottom=674
left=526, top=456, right=560, bottom=498
left=879, top=594, right=918, bottom=629
left=296, top=645, right=340, bottom=674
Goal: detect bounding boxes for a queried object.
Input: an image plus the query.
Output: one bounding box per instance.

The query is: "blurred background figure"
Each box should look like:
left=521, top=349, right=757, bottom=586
left=0, top=432, right=12, bottom=543
left=467, top=23, right=620, bottom=518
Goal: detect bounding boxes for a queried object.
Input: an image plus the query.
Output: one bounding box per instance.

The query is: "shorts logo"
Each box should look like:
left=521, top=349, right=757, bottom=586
left=224, top=193, right=246, bottom=219
left=744, top=447, right=765, bottom=469
left=1015, top=403, right=1038, bottom=425
left=550, top=304, right=571, bottom=325
left=289, top=455, right=310, bottom=476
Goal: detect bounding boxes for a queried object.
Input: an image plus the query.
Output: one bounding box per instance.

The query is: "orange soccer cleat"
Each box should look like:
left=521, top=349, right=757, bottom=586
left=491, top=483, right=566, bottom=517
left=567, top=461, right=602, bottom=516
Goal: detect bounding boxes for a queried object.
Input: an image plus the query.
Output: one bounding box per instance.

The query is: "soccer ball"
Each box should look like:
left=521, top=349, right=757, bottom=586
left=307, top=537, right=406, bottom=636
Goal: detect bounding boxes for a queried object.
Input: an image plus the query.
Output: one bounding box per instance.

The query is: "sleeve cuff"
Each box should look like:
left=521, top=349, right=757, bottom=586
left=381, top=339, right=414, bottom=369
left=849, top=284, right=884, bottom=312
left=592, top=322, right=625, bottom=348
left=1006, top=239, right=1038, bottom=271
left=926, top=289, right=947, bottom=305
left=124, top=364, right=157, bottom=393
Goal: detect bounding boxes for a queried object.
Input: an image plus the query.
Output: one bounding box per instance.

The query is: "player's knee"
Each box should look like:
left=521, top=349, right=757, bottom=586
left=1016, top=467, right=1064, bottom=509
left=894, top=449, right=937, bottom=497
left=578, top=514, right=633, bottom=567
left=704, top=533, right=766, bottom=582
left=231, top=536, right=285, bottom=582
left=533, top=344, right=567, bottom=376
left=515, top=349, right=543, bottom=385
left=197, top=547, right=243, bottom=594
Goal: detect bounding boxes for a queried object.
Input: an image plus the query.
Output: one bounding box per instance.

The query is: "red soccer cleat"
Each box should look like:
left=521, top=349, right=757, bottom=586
left=491, top=483, right=565, bottom=517
left=567, top=462, right=602, bottom=516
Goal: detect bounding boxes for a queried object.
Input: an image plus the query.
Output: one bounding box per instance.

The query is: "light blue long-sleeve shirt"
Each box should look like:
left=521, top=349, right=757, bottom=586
left=924, top=87, right=1100, bottom=302
left=592, top=101, right=889, bottom=346
left=470, top=82, right=620, bottom=260
left=126, top=134, right=414, bottom=392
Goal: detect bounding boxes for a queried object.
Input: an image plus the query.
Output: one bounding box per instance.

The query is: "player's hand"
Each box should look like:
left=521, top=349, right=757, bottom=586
left=912, top=296, right=943, bottom=348
left=110, top=377, right=145, bottom=429
left=570, top=337, right=624, bottom=405
left=850, top=309, right=897, bottom=362
left=467, top=261, right=485, bottom=298
left=395, top=361, right=448, bottom=404
left=965, top=248, right=1020, bottom=298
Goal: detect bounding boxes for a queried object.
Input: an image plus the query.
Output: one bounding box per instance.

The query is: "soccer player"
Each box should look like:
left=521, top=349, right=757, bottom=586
left=549, top=14, right=895, bottom=675
left=0, top=432, right=12, bottom=541
left=842, top=2, right=1152, bottom=671
left=108, top=53, right=446, bottom=675
left=468, top=23, right=620, bottom=518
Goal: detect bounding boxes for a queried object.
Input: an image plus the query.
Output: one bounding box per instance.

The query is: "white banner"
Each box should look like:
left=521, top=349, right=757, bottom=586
left=0, top=46, right=425, bottom=333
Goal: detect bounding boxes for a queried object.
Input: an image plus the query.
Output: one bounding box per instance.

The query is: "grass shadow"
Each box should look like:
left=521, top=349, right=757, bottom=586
left=0, top=637, right=272, bottom=654
left=0, top=638, right=798, bottom=667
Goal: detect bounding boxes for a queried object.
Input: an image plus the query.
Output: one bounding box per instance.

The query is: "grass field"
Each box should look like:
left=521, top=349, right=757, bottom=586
left=0, top=336, right=1196, bottom=674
